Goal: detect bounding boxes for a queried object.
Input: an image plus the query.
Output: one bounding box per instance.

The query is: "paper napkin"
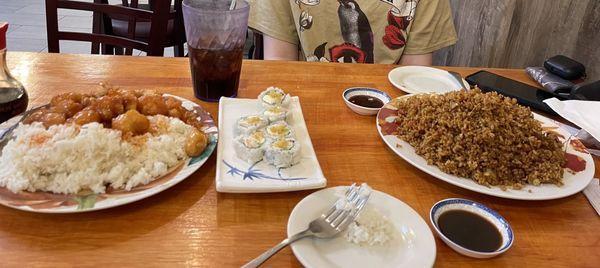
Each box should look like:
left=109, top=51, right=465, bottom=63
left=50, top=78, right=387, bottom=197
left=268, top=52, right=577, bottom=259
left=583, top=178, right=600, bottom=216
left=544, top=98, right=600, bottom=144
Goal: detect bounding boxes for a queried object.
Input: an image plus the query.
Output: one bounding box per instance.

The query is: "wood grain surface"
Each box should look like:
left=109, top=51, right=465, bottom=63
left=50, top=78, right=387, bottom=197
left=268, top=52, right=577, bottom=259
left=434, top=0, right=600, bottom=81
left=1, top=52, right=599, bottom=267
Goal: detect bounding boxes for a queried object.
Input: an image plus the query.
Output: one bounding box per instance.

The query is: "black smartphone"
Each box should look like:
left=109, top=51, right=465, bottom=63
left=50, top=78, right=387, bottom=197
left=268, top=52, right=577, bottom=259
left=465, top=70, right=566, bottom=115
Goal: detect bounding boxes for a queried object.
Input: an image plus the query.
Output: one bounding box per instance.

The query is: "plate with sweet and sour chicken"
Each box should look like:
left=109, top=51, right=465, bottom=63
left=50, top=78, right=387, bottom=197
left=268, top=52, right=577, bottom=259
left=0, top=86, right=218, bottom=213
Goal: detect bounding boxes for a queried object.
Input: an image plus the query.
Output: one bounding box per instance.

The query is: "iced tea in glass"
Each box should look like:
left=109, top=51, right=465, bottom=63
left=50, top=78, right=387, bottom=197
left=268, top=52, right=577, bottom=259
left=183, top=0, right=249, bottom=102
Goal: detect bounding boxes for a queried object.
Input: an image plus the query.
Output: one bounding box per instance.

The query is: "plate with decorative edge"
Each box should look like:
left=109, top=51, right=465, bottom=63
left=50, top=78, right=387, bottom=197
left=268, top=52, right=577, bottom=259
left=0, top=94, right=218, bottom=213
left=215, top=96, right=326, bottom=193
left=376, top=95, right=595, bottom=200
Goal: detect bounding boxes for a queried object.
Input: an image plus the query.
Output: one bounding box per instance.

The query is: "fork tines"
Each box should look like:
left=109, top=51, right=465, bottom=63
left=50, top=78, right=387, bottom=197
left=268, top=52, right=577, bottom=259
left=323, top=183, right=372, bottom=230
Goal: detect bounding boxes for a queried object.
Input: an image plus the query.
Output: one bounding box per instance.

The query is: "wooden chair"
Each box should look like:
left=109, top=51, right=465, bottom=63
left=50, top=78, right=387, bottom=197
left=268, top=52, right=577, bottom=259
left=45, top=0, right=185, bottom=56
left=250, top=31, right=263, bottom=60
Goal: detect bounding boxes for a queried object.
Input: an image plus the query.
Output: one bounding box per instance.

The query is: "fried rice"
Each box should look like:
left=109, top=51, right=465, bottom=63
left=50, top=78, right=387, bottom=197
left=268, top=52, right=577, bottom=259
left=393, top=89, right=565, bottom=189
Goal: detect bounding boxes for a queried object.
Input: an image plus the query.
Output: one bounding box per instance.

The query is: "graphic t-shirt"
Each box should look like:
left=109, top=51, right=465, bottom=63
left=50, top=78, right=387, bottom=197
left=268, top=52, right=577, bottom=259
left=248, top=0, right=458, bottom=64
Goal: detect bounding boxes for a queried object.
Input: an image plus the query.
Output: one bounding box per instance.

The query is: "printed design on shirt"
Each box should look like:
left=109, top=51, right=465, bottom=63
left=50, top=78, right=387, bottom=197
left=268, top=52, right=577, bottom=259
left=307, top=42, right=330, bottom=62
left=329, top=43, right=366, bottom=63
left=335, top=0, right=374, bottom=63
left=295, top=0, right=320, bottom=6
left=299, top=10, right=313, bottom=31
left=381, top=0, right=418, bottom=19
left=380, top=0, right=418, bottom=50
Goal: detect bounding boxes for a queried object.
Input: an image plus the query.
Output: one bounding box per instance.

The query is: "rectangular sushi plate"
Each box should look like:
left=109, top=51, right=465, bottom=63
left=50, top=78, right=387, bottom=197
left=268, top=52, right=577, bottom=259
left=215, top=96, right=327, bottom=193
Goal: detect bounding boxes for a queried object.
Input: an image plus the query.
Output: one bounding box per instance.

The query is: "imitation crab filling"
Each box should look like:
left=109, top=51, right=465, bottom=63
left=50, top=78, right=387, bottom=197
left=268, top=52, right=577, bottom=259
left=239, top=115, right=264, bottom=127
left=271, top=139, right=294, bottom=150
left=243, top=131, right=266, bottom=148
left=266, top=123, right=292, bottom=138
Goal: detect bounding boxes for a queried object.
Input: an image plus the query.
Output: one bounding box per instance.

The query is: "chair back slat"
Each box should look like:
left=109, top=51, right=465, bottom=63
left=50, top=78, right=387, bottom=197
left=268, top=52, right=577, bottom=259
left=46, top=0, right=183, bottom=56
left=59, top=31, right=148, bottom=51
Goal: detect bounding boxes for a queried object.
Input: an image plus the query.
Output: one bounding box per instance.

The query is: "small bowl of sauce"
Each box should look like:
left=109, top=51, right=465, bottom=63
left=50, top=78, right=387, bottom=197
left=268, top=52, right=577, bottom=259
left=430, top=198, right=514, bottom=258
left=343, top=87, right=391, bottom=116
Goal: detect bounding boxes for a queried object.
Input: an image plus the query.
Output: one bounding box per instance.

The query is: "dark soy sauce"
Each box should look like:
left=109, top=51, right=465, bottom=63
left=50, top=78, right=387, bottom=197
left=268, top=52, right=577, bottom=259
left=0, top=87, right=28, bottom=124
left=438, top=210, right=502, bottom=252
left=348, top=95, right=384, bottom=108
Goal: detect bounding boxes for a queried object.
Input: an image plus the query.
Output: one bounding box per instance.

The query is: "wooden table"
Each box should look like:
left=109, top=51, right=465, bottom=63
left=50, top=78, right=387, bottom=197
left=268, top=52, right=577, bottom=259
left=2, top=52, right=599, bottom=267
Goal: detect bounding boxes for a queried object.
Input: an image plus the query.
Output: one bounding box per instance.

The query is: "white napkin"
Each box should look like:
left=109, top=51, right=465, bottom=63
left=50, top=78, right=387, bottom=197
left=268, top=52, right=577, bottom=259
left=583, top=179, right=600, bottom=216
left=544, top=98, right=600, bottom=143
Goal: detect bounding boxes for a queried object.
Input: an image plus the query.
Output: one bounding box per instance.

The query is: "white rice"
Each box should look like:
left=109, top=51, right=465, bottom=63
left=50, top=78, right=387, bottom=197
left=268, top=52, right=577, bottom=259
left=346, top=205, right=395, bottom=246
left=0, top=115, right=196, bottom=194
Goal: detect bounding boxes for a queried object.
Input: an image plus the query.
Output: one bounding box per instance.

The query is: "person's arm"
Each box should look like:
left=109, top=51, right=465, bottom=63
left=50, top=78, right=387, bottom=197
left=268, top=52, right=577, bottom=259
left=263, top=35, right=299, bottom=61
left=398, top=53, right=433, bottom=66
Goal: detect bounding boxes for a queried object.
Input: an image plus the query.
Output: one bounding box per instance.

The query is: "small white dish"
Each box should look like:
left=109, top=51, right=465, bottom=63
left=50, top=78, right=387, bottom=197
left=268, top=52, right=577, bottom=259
left=429, top=198, right=514, bottom=258
left=388, top=66, right=467, bottom=94
left=288, top=186, right=436, bottom=268
left=342, top=87, right=391, bottom=116
left=215, top=96, right=326, bottom=193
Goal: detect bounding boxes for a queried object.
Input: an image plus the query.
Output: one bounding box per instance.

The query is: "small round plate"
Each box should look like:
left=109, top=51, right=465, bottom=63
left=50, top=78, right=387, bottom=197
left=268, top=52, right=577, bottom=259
left=0, top=94, right=218, bottom=213
left=288, top=186, right=436, bottom=268
left=388, top=66, right=467, bottom=94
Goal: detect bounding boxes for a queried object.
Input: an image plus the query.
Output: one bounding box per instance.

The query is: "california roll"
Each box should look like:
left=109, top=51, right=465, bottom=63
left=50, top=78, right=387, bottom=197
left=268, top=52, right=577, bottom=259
left=262, top=105, right=290, bottom=123
left=235, top=115, right=268, bottom=136
left=265, top=121, right=294, bottom=141
left=258, top=87, right=290, bottom=108
left=234, top=130, right=267, bottom=164
left=265, top=138, right=301, bottom=168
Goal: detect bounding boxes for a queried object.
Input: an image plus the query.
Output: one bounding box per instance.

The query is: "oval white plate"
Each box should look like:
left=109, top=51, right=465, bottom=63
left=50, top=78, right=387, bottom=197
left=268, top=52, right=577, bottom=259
left=288, top=186, right=436, bottom=268
left=388, top=66, right=467, bottom=94
left=376, top=95, right=595, bottom=200
left=0, top=94, right=218, bottom=213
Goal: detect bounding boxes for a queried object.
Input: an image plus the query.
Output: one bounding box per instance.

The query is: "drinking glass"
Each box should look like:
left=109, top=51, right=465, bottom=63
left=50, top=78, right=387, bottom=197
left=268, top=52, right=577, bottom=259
left=182, top=0, right=249, bottom=102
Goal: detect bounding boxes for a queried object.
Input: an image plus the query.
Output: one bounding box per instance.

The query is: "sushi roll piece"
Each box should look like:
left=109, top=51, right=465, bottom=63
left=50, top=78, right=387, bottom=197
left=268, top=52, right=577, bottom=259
left=258, top=87, right=290, bottom=108
left=234, top=130, right=267, bottom=164
left=265, top=138, right=301, bottom=168
left=262, top=105, right=290, bottom=123
left=265, top=121, right=294, bottom=141
left=235, top=115, right=268, bottom=136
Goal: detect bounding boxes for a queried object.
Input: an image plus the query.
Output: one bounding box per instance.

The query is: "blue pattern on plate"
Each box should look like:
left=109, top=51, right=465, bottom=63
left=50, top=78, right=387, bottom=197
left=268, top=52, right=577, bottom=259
left=431, top=198, right=514, bottom=251
left=223, top=160, right=307, bottom=181
left=343, top=87, right=392, bottom=101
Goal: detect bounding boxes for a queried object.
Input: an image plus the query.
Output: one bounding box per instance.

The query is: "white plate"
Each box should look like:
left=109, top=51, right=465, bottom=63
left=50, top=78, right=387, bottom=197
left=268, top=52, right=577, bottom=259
left=215, top=96, right=326, bottom=193
left=388, top=66, right=467, bottom=94
left=288, top=186, right=436, bottom=268
left=376, top=95, right=595, bottom=200
left=0, top=94, right=218, bottom=213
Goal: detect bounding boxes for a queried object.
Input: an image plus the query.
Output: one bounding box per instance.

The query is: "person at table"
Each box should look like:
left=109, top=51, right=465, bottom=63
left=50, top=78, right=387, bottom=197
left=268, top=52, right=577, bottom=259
left=248, top=0, right=457, bottom=65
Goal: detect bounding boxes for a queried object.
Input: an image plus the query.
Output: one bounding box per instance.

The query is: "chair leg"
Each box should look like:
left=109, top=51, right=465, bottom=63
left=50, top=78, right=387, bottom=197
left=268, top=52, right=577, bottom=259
left=115, top=46, right=124, bottom=55
left=174, top=44, right=185, bottom=57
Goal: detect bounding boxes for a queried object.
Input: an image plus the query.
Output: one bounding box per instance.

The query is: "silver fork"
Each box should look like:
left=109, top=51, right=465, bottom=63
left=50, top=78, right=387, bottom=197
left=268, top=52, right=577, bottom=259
left=242, top=184, right=371, bottom=268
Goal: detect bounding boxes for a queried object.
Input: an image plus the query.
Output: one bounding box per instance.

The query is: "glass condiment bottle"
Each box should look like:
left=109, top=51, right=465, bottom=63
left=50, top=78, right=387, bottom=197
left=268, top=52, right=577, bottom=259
left=0, top=22, right=28, bottom=124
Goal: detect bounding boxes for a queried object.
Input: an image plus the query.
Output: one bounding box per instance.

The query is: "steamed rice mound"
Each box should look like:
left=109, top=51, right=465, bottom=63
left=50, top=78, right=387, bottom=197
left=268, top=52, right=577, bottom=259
left=394, top=89, right=565, bottom=189
left=0, top=115, right=195, bottom=194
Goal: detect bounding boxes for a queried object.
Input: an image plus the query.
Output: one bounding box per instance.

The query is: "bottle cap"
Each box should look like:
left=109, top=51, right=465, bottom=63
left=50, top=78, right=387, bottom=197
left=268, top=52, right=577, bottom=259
left=0, top=22, right=7, bottom=50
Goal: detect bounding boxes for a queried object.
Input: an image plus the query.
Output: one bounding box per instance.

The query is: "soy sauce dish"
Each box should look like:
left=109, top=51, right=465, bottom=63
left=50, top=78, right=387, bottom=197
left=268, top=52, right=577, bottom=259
left=430, top=198, right=514, bottom=258
left=343, top=87, right=391, bottom=116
